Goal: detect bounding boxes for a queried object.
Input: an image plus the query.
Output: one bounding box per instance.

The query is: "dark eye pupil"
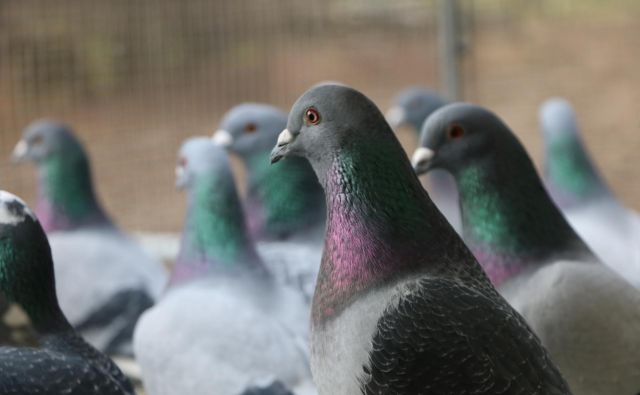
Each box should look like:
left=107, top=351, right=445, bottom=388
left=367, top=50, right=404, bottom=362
left=449, top=125, right=464, bottom=139
left=245, top=123, right=257, bottom=132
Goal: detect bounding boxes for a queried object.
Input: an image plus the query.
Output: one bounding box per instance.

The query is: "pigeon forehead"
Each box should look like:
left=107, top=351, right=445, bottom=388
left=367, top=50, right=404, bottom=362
left=221, top=103, right=287, bottom=129
left=23, top=120, right=71, bottom=139
left=420, top=103, right=504, bottom=144
left=0, top=191, right=36, bottom=225
left=288, top=84, right=379, bottom=129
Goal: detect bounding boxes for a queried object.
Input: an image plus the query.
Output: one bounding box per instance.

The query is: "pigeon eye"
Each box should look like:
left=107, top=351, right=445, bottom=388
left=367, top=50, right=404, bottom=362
left=178, top=157, right=187, bottom=168
left=304, top=108, right=321, bottom=125
left=31, top=135, right=44, bottom=146
left=244, top=123, right=257, bottom=133
left=447, top=124, right=465, bottom=140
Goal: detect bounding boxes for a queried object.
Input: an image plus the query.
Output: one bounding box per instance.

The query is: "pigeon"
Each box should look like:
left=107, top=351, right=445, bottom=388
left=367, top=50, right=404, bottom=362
left=539, top=98, right=640, bottom=286
left=213, top=103, right=325, bottom=300
left=270, top=84, right=571, bottom=395
left=386, top=86, right=461, bottom=232
left=12, top=120, right=168, bottom=356
left=413, top=102, right=640, bottom=395
left=134, top=137, right=312, bottom=395
left=0, top=190, right=134, bottom=395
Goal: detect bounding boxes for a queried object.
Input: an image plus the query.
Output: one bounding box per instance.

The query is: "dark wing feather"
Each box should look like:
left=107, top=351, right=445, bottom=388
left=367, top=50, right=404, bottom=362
left=0, top=345, right=132, bottom=395
left=362, top=277, right=571, bottom=395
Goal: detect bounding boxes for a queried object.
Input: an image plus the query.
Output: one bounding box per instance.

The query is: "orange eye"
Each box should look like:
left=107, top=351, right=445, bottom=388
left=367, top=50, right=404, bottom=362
left=178, top=157, right=187, bottom=167
left=304, top=108, right=321, bottom=125
left=447, top=124, right=465, bottom=139
left=245, top=123, right=257, bottom=133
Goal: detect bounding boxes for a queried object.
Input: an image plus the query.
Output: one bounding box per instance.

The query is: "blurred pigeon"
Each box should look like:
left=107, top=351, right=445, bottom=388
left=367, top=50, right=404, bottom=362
left=539, top=98, right=640, bottom=286
left=386, top=86, right=461, bottom=232
left=271, top=84, right=571, bottom=395
left=414, top=102, right=640, bottom=395
left=213, top=103, right=325, bottom=299
left=134, top=138, right=312, bottom=395
left=0, top=190, right=134, bottom=394
left=12, top=120, right=167, bottom=356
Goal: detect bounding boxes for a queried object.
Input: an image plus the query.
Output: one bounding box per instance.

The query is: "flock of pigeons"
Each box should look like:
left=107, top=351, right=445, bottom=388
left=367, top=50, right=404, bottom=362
left=0, top=82, right=639, bottom=395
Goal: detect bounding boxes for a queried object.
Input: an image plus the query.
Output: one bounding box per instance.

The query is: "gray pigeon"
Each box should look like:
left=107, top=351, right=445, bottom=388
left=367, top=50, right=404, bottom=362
left=386, top=86, right=461, bottom=232
left=539, top=98, right=640, bottom=287
left=0, top=190, right=134, bottom=395
left=270, top=84, right=571, bottom=395
left=413, top=102, right=640, bottom=395
left=12, top=120, right=167, bottom=356
left=134, top=138, right=312, bottom=395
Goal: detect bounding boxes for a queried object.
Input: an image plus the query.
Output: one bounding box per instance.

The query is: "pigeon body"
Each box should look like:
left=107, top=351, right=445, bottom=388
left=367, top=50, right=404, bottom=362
left=539, top=98, right=640, bottom=286
left=386, top=87, right=461, bottom=232
left=134, top=138, right=311, bottom=395
left=0, top=191, right=134, bottom=395
left=213, top=103, right=325, bottom=299
left=271, top=84, right=571, bottom=395
left=12, top=120, right=167, bottom=355
left=414, top=102, right=640, bottom=395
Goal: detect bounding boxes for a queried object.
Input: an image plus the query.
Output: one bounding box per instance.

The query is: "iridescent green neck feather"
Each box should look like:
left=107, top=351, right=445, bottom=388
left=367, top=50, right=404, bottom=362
left=37, top=150, right=110, bottom=232
left=245, top=150, right=325, bottom=240
left=0, top=220, right=71, bottom=334
left=455, top=151, right=593, bottom=279
left=545, top=133, right=611, bottom=207
left=172, top=172, right=264, bottom=286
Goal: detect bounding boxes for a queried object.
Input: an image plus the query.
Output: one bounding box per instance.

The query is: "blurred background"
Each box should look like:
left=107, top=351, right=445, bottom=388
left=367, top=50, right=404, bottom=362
left=1, top=0, right=638, bottom=232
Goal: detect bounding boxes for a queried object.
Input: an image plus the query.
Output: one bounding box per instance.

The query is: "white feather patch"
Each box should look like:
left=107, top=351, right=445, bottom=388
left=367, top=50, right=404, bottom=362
left=0, top=191, right=36, bottom=225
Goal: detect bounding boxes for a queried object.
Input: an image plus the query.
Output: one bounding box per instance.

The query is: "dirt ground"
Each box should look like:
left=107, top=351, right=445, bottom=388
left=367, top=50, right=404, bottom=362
left=1, top=11, right=638, bottom=232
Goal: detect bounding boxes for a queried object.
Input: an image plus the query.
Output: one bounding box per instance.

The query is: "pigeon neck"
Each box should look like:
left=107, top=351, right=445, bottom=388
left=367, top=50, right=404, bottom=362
left=36, top=153, right=110, bottom=232
left=0, top=220, right=73, bottom=334
left=313, top=137, right=482, bottom=325
left=544, top=133, right=611, bottom=208
left=170, top=173, right=266, bottom=287
left=454, top=154, right=594, bottom=286
left=244, top=150, right=325, bottom=240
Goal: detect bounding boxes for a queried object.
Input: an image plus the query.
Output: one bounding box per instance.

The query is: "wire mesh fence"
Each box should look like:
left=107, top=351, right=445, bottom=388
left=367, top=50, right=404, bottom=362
left=1, top=0, right=639, bottom=232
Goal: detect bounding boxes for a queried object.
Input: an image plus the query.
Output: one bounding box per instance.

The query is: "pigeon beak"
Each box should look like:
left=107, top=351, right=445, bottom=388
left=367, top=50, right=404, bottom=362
left=11, top=140, right=28, bottom=163
left=385, top=106, right=407, bottom=128
left=411, top=147, right=435, bottom=175
left=270, top=128, right=294, bottom=164
left=211, top=129, right=233, bottom=148
left=175, top=165, right=187, bottom=190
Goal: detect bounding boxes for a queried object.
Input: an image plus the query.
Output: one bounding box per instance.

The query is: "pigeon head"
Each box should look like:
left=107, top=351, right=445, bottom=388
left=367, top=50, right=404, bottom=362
left=538, top=98, right=610, bottom=206
left=11, top=120, right=109, bottom=232
left=12, top=120, right=84, bottom=164
left=172, top=137, right=264, bottom=286
left=412, top=103, right=508, bottom=176
left=270, top=83, right=395, bottom=183
left=212, top=103, right=288, bottom=158
left=385, top=87, right=447, bottom=131
left=175, top=137, right=234, bottom=191
left=412, top=104, right=594, bottom=285
left=0, top=191, right=69, bottom=332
